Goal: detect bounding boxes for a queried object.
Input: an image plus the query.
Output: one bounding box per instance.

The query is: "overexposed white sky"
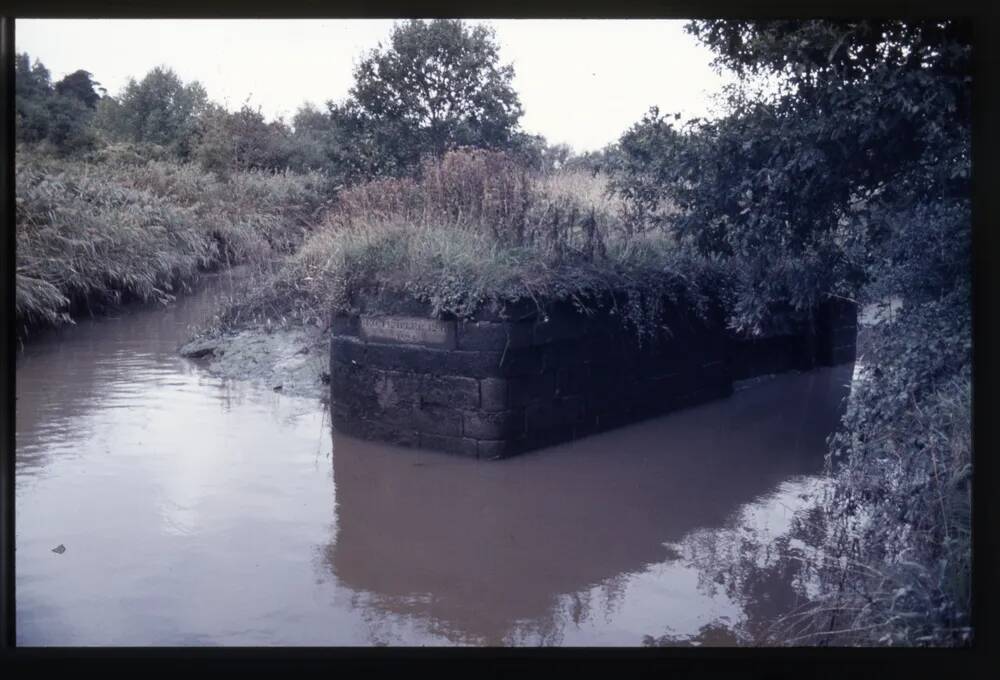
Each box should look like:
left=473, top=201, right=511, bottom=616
left=16, top=19, right=731, bottom=152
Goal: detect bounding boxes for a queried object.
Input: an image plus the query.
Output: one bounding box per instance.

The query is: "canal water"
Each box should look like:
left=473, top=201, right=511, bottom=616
left=15, top=270, right=854, bottom=646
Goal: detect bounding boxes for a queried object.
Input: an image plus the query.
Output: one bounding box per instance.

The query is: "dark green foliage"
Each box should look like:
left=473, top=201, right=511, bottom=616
left=563, top=144, right=624, bottom=177
left=286, top=104, right=342, bottom=173
left=194, top=102, right=299, bottom=176
left=15, top=53, right=53, bottom=144
left=15, top=53, right=97, bottom=155
left=607, top=107, right=684, bottom=233
left=610, top=20, right=970, bottom=338
left=328, top=19, right=524, bottom=179
left=54, top=69, right=102, bottom=108
left=627, top=19, right=971, bottom=645
left=111, top=66, right=209, bottom=158
left=507, top=134, right=577, bottom=174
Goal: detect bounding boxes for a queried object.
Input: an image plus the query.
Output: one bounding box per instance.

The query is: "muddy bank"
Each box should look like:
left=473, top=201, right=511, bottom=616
left=180, top=325, right=330, bottom=401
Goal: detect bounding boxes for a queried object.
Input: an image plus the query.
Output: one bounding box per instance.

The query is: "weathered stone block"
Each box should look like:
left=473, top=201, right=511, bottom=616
left=411, top=405, right=463, bottom=437
left=330, top=314, right=360, bottom=337
left=699, top=359, right=731, bottom=389
left=525, top=396, right=585, bottom=433
left=533, top=308, right=590, bottom=345
left=421, top=374, right=480, bottom=409
left=332, top=412, right=420, bottom=448
left=331, top=336, right=366, bottom=365
left=555, top=365, right=589, bottom=396
left=371, top=370, right=422, bottom=410
left=541, top=340, right=594, bottom=373
left=479, top=378, right=509, bottom=411
left=456, top=320, right=532, bottom=351
left=463, top=410, right=524, bottom=440
left=497, top=347, right=545, bottom=377
left=831, top=325, right=859, bottom=347
left=594, top=408, right=635, bottom=432
left=508, top=372, right=556, bottom=407
left=330, top=362, right=375, bottom=406
left=366, top=343, right=504, bottom=378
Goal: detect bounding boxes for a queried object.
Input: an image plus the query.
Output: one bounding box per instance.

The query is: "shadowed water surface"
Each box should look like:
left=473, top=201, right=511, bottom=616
left=16, top=271, right=853, bottom=646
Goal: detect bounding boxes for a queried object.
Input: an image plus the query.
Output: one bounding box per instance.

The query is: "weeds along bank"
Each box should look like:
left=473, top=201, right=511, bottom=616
left=15, top=145, right=334, bottom=334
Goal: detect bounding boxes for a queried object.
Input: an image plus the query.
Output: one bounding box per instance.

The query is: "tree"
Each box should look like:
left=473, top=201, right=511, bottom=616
left=607, top=107, right=684, bottom=232
left=625, top=19, right=972, bottom=645
left=115, top=66, right=209, bottom=158
left=337, top=19, right=524, bottom=177
left=194, top=102, right=298, bottom=175
left=611, top=20, right=970, bottom=334
left=15, top=53, right=54, bottom=144
left=286, top=104, right=340, bottom=173
left=45, top=93, right=98, bottom=155
left=55, top=69, right=102, bottom=108
left=15, top=53, right=97, bottom=155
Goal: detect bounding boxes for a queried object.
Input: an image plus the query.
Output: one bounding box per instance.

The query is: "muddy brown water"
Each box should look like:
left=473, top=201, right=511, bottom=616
left=15, top=270, right=854, bottom=646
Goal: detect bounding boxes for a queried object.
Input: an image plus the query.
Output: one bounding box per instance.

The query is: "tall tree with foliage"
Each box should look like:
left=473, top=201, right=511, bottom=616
left=111, top=66, right=209, bottom=158
left=15, top=53, right=54, bottom=145
left=15, top=53, right=98, bottom=155
left=614, top=19, right=971, bottom=645
left=54, top=69, right=103, bottom=108
left=333, top=19, right=524, bottom=177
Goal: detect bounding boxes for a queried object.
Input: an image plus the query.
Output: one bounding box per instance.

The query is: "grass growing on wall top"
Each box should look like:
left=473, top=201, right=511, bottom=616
left=213, top=149, right=720, bottom=338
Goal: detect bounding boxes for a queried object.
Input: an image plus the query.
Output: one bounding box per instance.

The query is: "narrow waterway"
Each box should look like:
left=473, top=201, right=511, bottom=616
left=15, top=271, right=854, bottom=646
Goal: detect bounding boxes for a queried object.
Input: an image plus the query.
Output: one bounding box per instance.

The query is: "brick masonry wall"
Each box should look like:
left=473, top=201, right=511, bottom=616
left=330, top=293, right=857, bottom=459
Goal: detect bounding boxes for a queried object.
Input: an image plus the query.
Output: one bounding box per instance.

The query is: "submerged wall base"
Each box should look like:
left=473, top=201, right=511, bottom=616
left=330, top=294, right=857, bottom=459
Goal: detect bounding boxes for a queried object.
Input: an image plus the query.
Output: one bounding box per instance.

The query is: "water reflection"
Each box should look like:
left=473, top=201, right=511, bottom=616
left=325, top=365, right=853, bottom=645
left=15, top=269, right=247, bottom=476
left=16, top=264, right=854, bottom=645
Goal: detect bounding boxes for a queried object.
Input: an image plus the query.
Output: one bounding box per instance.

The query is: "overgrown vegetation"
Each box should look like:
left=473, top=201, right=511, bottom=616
left=211, top=148, right=718, bottom=339
left=15, top=18, right=579, bottom=336
left=15, top=148, right=332, bottom=334
left=615, top=19, right=971, bottom=645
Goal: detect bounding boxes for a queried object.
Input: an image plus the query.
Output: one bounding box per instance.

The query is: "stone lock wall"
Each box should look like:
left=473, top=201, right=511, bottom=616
left=330, top=294, right=857, bottom=460
left=727, top=299, right=859, bottom=381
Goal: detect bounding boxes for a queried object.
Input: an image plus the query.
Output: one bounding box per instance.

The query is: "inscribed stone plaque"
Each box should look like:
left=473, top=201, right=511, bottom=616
left=359, top=315, right=456, bottom=348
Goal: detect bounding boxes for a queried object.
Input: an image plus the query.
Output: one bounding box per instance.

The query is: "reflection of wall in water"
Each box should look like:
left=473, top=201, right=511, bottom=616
left=324, top=365, right=853, bottom=645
